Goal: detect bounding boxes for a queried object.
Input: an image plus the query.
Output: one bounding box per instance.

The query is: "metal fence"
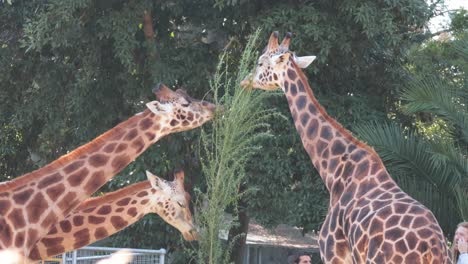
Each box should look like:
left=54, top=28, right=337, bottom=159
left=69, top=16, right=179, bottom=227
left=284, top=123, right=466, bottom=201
left=41, top=246, right=166, bottom=264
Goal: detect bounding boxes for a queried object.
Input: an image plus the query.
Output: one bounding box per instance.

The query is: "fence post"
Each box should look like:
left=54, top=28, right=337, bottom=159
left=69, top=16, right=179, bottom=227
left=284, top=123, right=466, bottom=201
left=62, top=252, right=67, bottom=264
left=72, top=250, right=77, bottom=264
left=159, top=248, right=166, bottom=264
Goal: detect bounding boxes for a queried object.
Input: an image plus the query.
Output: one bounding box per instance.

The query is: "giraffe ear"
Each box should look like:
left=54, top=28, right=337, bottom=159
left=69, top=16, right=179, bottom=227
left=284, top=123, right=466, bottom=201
left=146, top=171, right=170, bottom=191
left=294, top=56, right=316, bottom=68
left=271, top=53, right=291, bottom=66
left=146, top=101, right=172, bottom=114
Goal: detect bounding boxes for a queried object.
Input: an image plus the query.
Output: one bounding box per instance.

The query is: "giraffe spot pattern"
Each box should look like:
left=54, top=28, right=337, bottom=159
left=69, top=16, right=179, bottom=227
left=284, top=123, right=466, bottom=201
left=0, top=200, right=11, bottom=215
left=73, top=229, right=90, bottom=249
left=290, top=83, right=297, bottom=96
left=170, top=119, right=179, bottom=126
left=37, top=172, right=62, bottom=189
left=46, top=246, right=66, bottom=259
left=88, top=215, right=105, bottom=224
left=12, top=189, right=33, bottom=205
left=45, top=183, right=66, bottom=201
left=115, top=143, right=128, bottom=153
left=296, top=96, right=307, bottom=110
left=94, top=227, right=108, bottom=239
left=67, top=168, right=90, bottom=187
left=297, top=80, right=305, bottom=93
left=131, top=137, right=145, bottom=153
left=84, top=171, right=106, bottom=194
left=63, top=161, right=85, bottom=174
left=73, top=215, right=84, bottom=226
left=26, top=192, right=49, bottom=223
left=102, top=143, right=117, bottom=153
left=127, top=207, right=138, bottom=217
left=8, top=208, right=26, bottom=229
left=306, top=119, right=319, bottom=140
left=320, top=126, right=333, bottom=140
left=14, top=231, right=24, bottom=248
left=97, top=205, right=112, bottom=215
left=57, top=192, right=78, bottom=212
left=117, top=197, right=131, bottom=206
left=89, top=154, right=109, bottom=168
left=137, top=191, right=148, bottom=198
left=145, top=132, right=156, bottom=141
left=60, top=221, right=72, bottom=233
left=41, top=211, right=57, bottom=229
left=139, top=118, right=154, bottom=130
left=287, top=69, right=297, bottom=80
left=284, top=81, right=290, bottom=93
left=331, top=140, right=346, bottom=156
left=26, top=228, right=38, bottom=248
left=41, top=237, right=64, bottom=247
left=0, top=219, right=12, bottom=247
left=124, top=129, right=138, bottom=141
left=111, top=155, right=131, bottom=173
left=110, top=216, right=128, bottom=230
left=47, top=226, right=58, bottom=235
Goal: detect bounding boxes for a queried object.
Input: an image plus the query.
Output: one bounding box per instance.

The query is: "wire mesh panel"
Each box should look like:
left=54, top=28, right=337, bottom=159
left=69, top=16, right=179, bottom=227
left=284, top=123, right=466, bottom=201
left=48, top=246, right=166, bottom=264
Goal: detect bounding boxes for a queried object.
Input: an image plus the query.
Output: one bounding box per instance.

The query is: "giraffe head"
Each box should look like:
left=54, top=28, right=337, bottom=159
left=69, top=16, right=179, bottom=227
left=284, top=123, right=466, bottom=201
left=146, top=83, right=217, bottom=133
left=145, top=170, right=198, bottom=241
left=241, top=31, right=316, bottom=91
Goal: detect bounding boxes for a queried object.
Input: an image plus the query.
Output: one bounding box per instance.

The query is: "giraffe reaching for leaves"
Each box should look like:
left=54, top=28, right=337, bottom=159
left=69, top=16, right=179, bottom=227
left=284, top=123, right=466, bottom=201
left=29, top=170, right=196, bottom=261
left=0, top=84, right=216, bottom=259
left=241, top=32, right=449, bottom=264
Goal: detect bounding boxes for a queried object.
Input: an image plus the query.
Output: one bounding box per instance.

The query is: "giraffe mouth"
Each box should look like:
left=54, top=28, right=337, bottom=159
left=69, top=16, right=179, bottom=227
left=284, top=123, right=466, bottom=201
left=183, top=229, right=200, bottom=241
left=240, top=74, right=253, bottom=90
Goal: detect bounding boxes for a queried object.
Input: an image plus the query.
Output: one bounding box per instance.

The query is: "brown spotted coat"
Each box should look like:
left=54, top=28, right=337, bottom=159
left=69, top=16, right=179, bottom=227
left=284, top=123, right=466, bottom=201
left=241, top=32, right=450, bottom=264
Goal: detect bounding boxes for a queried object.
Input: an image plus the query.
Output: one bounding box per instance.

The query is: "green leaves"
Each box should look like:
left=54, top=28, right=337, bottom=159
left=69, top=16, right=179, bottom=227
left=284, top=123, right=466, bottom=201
left=401, top=75, right=468, bottom=142
left=194, top=29, right=278, bottom=264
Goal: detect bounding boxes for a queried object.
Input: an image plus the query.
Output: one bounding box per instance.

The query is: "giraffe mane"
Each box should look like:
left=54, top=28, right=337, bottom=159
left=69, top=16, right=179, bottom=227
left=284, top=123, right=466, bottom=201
left=0, top=110, right=150, bottom=192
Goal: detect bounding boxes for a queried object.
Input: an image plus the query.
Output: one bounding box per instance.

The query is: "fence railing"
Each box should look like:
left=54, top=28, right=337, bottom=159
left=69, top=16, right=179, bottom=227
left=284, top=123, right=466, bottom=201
left=40, top=246, right=166, bottom=264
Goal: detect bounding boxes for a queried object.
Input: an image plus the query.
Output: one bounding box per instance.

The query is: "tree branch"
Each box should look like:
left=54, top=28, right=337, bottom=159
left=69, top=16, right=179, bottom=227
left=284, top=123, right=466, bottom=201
left=143, top=10, right=155, bottom=40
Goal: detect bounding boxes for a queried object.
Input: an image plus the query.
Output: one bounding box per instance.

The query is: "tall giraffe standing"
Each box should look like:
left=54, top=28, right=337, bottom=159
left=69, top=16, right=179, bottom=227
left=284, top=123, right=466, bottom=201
left=0, top=84, right=216, bottom=259
left=29, top=170, right=195, bottom=261
left=241, top=32, right=449, bottom=263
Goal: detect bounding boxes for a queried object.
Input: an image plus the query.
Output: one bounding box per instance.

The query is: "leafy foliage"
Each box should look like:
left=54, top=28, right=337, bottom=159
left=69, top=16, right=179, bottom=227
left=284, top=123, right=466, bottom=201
left=194, top=30, right=278, bottom=264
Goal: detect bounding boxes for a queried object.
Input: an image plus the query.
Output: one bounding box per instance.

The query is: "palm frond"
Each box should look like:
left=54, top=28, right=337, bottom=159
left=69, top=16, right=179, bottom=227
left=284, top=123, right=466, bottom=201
left=401, top=75, right=468, bottom=142
left=354, top=122, right=459, bottom=188
left=354, top=121, right=463, bottom=232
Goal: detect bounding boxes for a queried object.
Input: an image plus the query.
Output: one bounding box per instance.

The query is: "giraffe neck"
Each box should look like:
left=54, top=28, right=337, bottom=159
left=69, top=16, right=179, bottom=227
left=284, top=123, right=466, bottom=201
left=0, top=109, right=168, bottom=255
left=28, top=181, right=159, bottom=261
left=281, top=64, right=392, bottom=204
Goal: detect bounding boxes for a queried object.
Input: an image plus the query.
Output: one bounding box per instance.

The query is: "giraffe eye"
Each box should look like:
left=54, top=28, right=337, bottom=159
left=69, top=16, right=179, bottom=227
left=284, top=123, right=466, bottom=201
left=258, top=63, right=263, bottom=67
left=177, top=202, right=186, bottom=208
left=181, top=103, right=190, bottom=107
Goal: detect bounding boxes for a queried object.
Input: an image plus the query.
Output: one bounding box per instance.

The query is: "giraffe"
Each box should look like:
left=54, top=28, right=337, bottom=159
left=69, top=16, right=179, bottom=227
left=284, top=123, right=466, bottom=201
left=28, top=170, right=196, bottom=261
left=241, top=32, right=449, bottom=263
left=0, top=84, right=216, bottom=259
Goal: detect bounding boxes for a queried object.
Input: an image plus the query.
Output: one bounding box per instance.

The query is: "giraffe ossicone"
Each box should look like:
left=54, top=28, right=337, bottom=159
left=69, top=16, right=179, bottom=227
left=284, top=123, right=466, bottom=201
left=29, top=169, right=197, bottom=261
left=243, top=31, right=450, bottom=263
left=0, top=83, right=216, bottom=260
